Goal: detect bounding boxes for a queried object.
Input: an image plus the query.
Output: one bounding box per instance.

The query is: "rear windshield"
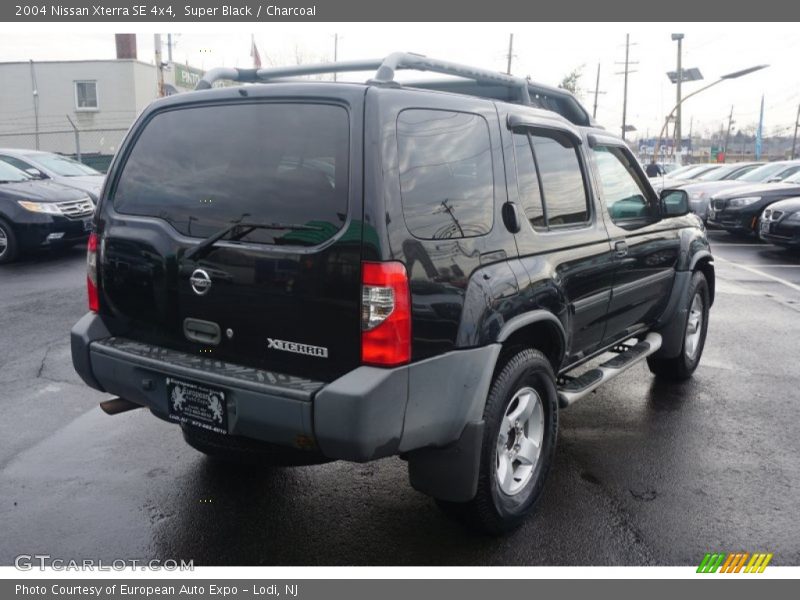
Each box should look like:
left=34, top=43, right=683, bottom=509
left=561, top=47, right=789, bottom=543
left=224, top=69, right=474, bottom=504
left=112, top=102, right=349, bottom=246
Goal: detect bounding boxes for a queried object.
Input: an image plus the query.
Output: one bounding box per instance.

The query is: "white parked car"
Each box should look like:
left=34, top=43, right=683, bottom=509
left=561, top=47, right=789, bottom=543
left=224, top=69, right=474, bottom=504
left=0, top=149, right=104, bottom=201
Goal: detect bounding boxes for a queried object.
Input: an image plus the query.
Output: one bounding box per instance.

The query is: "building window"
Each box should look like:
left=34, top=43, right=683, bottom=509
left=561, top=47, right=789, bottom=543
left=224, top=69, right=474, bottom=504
left=74, top=81, right=98, bottom=110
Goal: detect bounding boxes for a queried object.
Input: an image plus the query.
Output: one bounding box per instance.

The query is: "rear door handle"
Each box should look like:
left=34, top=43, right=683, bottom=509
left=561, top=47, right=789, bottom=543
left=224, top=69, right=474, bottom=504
left=614, top=241, right=628, bottom=258
left=183, top=318, right=221, bottom=345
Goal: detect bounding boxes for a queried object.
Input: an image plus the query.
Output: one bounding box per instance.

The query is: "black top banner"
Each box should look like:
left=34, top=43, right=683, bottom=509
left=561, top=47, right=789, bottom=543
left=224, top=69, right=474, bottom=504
left=2, top=0, right=798, bottom=21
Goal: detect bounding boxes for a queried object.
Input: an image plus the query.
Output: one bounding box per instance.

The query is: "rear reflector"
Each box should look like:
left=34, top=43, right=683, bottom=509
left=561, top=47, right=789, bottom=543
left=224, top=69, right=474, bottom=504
left=361, top=261, right=411, bottom=367
left=87, top=232, right=99, bottom=312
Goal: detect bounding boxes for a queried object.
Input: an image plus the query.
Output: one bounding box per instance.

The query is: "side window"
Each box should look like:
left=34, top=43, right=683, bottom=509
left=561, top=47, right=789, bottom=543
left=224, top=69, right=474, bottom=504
left=592, top=145, right=653, bottom=222
left=531, top=131, right=590, bottom=226
left=512, top=128, right=590, bottom=230
left=512, top=133, right=545, bottom=227
left=397, top=109, right=494, bottom=240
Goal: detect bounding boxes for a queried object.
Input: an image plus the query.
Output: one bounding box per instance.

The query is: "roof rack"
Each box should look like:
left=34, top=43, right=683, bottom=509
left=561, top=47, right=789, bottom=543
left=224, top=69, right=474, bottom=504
left=195, top=52, right=530, bottom=100
left=194, top=52, right=592, bottom=126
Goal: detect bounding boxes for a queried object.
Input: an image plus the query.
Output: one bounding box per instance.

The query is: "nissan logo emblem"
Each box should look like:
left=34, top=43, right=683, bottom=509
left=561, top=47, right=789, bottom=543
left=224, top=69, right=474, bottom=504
left=190, top=269, right=212, bottom=296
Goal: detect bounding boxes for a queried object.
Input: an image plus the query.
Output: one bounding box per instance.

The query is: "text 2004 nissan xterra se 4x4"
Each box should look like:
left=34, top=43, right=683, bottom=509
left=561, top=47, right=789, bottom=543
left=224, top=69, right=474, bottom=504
left=71, top=53, right=714, bottom=533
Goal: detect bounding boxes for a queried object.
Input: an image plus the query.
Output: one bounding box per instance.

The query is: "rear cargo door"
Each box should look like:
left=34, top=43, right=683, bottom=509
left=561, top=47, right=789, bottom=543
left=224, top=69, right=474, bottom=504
left=100, top=96, right=364, bottom=380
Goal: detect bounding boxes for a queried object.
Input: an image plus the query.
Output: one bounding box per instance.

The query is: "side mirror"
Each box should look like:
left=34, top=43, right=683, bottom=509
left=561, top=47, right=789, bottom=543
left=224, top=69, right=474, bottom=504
left=25, top=168, right=46, bottom=179
left=659, top=189, right=690, bottom=217
left=502, top=201, right=521, bottom=234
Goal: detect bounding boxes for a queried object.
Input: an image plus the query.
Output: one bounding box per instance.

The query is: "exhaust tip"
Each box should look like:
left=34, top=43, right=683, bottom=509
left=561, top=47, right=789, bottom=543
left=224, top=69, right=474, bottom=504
left=100, top=397, right=143, bottom=415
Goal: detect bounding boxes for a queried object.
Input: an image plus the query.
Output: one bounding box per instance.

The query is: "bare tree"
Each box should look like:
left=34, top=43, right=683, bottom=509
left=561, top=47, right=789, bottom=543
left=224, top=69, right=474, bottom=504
left=263, top=43, right=332, bottom=79
left=559, top=65, right=585, bottom=99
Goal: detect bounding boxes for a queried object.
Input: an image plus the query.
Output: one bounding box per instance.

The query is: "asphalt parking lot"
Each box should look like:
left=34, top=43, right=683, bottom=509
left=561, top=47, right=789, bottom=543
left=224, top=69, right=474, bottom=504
left=0, top=230, right=798, bottom=566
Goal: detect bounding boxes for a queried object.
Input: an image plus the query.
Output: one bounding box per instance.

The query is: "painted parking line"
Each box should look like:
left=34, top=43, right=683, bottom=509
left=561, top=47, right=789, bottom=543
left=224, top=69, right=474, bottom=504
left=716, top=256, right=800, bottom=293
left=733, top=265, right=800, bottom=269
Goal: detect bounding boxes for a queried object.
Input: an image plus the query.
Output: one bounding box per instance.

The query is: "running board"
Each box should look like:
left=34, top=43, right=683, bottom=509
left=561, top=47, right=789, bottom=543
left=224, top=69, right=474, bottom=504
left=557, top=332, right=662, bottom=408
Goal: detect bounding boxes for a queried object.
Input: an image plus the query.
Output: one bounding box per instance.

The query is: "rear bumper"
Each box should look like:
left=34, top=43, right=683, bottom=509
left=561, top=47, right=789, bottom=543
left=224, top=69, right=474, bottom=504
left=71, top=313, right=499, bottom=464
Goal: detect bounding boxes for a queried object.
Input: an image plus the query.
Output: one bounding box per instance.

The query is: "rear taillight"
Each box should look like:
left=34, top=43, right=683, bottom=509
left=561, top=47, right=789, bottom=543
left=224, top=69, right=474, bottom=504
left=361, top=261, right=411, bottom=367
left=87, top=232, right=99, bottom=312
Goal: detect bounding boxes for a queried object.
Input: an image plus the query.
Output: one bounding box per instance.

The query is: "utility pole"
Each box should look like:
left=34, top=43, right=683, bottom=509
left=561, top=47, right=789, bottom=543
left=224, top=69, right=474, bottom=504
left=792, top=103, right=800, bottom=160
left=167, top=34, right=173, bottom=63
left=586, top=63, right=607, bottom=119
left=333, top=33, right=338, bottom=81
left=506, top=33, right=514, bottom=74
left=723, top=105, right=734, bottom=163
left=616, top=34, right=637, bottom=140
left=154, top=34, right=164, bottom=97
left=672, top=33, right=685, bottom=163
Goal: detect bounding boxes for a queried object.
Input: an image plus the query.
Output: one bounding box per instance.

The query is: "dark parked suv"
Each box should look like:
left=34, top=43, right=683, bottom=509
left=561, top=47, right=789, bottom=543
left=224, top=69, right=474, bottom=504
left=71, top=54, right=714, bottom=533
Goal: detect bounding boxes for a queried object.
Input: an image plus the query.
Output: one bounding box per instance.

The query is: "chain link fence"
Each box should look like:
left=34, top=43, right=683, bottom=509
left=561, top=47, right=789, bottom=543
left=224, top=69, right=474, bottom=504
left=0, top=123, right=129, bottom=172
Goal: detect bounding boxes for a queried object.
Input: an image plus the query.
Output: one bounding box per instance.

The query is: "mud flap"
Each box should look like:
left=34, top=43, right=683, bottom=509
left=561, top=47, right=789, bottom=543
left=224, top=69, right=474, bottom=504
left=407, top=421, right=484, bottom=502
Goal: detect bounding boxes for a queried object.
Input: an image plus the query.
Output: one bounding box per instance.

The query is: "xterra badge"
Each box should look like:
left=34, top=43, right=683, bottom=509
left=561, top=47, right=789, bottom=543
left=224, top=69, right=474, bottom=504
left=267, top=338, right=328, bottom=358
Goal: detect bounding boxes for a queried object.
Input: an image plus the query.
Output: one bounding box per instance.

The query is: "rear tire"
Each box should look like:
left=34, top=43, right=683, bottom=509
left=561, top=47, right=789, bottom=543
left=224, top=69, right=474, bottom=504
left=181, top=425, right=332, bottom=467
left=438, top=348, right=558, bottom=535
left=0, top=219, right=19, bottom=265
left=647, top=271, right=710, bottom=381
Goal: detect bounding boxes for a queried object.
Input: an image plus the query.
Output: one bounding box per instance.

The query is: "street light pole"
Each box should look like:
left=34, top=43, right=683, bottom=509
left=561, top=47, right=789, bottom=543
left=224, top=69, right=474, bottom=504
left=672, top=33, right=684, bottom=163
left=792, top=103, right=800, bottom=160
left=654, top=64, right=768, bottom=163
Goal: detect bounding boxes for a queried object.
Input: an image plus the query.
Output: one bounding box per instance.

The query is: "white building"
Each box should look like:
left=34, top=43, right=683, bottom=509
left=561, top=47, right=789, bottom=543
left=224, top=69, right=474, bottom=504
left=0, top=58, right=161, bottom=162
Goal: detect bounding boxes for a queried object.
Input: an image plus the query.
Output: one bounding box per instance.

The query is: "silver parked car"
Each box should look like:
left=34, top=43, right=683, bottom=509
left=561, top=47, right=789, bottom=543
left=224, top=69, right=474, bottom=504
left=682, top=160, right=800, bottom=221
left=0, top=149, right=104, bottom=201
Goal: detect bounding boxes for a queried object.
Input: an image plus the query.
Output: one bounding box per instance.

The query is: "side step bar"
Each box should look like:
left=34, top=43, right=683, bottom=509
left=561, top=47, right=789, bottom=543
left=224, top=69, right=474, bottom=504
left=557, top=332, right=662, bottom=408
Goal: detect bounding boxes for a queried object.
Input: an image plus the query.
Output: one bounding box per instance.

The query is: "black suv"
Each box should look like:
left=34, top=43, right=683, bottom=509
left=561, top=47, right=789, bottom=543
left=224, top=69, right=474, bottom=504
left=71, top=53, right=714, bottom=534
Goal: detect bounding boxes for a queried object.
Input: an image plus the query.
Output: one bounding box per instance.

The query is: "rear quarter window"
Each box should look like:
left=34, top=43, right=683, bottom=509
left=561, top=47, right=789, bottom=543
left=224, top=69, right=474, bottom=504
left=111, top=102, right=349, bottom=246
left=397, top=109, right=494, bottom=239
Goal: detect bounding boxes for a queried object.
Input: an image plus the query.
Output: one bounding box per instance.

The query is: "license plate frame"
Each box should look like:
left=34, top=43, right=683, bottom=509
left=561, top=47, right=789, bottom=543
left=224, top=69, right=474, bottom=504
left=166, top=377, right=228, bottom=434
left=82, top=218, right=93, bottom=232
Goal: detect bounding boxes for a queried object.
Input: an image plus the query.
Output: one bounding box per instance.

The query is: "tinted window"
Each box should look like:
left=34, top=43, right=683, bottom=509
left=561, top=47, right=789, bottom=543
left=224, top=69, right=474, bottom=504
left=593, top=145, right=652, bottom=221
left=512, top=132, right=545, bottom=227
left=397, top=109, right=493, bottom=239
left=113, top=103, right=349, bottom=246
left=531, top=131, right=589, bottom=225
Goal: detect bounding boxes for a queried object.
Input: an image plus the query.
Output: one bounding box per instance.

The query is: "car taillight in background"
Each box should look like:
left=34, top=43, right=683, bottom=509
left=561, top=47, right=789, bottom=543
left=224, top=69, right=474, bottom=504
left=361, top=261, right=411, bottom=367
left=87, top=232, right=99, bottom=312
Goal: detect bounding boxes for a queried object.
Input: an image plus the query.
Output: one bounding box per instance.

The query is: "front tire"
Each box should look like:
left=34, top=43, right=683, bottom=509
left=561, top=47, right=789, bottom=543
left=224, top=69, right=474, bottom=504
left=440, top=348, right=558, bottom=534
left=0, top=219, right=19, bottom=264
left=647, top=271, right=710, bottom=380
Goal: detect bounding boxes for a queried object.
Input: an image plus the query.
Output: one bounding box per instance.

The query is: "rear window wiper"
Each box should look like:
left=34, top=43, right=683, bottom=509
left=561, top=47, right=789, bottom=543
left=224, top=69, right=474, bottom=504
left=184, top=221, right=322, bottom=261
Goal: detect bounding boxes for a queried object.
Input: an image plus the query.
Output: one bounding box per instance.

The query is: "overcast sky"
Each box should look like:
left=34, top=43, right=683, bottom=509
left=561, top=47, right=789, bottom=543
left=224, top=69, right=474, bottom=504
left=1, top=23, right=798, bottom=139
